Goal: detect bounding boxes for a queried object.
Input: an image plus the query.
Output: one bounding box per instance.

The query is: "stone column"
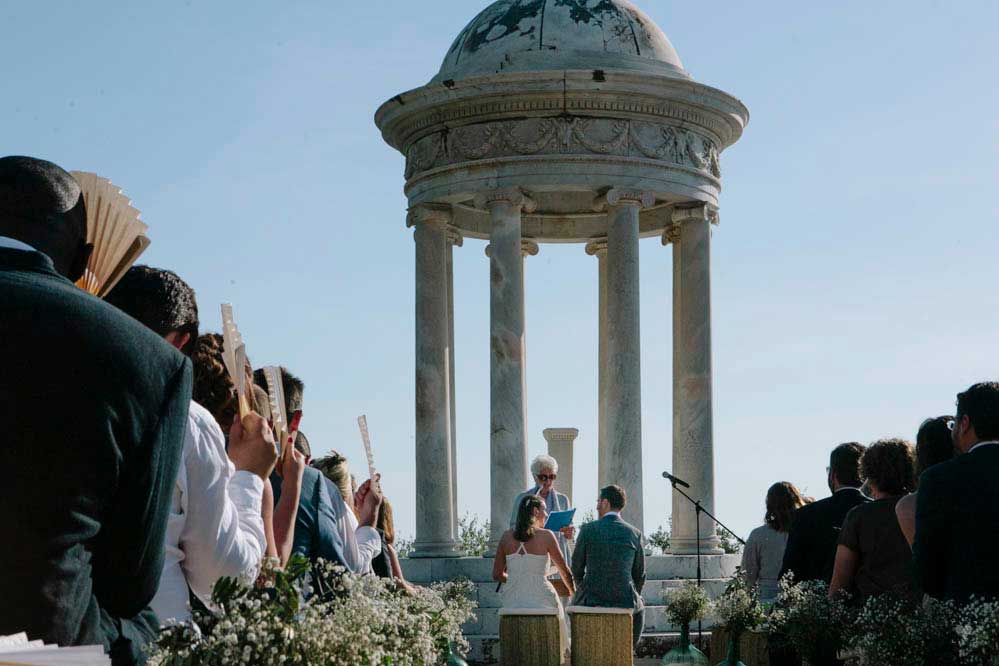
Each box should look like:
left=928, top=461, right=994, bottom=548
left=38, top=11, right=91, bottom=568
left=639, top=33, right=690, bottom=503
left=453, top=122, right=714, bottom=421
left=542, top=428, right=579, bottom=505
left=666, top=204, right=722, bottom=554
left=476, top=189, right=536, bottom=553
left=597, top=189, right=653, bottom=531
left=408, top=205, right=459, bottom=558
left=585, top=240, right=610, bottom=491
left=446, top=227, right=463, bottom=542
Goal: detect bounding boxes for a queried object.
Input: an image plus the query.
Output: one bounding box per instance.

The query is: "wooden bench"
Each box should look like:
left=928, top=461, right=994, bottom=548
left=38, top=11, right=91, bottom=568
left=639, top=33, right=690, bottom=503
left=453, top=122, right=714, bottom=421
left=498, top=608, right=562, bottom=666
left=566, top=606, right=633, bottom=666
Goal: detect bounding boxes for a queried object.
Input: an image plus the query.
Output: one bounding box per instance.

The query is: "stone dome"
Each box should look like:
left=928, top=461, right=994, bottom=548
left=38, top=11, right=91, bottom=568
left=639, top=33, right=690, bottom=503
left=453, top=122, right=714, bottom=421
left=434, top=0, right=687, bottom=83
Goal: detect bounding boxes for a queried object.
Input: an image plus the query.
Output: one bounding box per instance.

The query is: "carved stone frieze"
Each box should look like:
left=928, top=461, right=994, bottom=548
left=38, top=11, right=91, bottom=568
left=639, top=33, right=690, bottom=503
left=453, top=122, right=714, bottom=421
left=404, top=117, right=722, bottom=181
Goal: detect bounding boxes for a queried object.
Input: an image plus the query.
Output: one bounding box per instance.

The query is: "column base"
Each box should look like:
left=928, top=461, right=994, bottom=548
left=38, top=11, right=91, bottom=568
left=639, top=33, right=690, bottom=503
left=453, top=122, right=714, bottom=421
left=669, top=536, right=724, bottom=556
left=410, top=541, right=462, bottom=559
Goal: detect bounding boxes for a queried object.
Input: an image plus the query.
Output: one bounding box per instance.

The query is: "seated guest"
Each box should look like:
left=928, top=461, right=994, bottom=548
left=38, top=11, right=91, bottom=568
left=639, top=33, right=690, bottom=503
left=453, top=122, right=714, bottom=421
left=829, top=439, right=918, bottom=604
left=896, top=416, right=955, bottom=546
left=742, top=482, right=808, bottom=603
left=0, top=156, right=189, bottom=664
left=106, top=267, right=280, bottom=624
left=372, top=499, right=417, bottom=594
left=571, top=485, right=645, bottom=649
left=915, top=382, right=999, bottom=603
left=313, top=452, right=383, bottom=574
left=781, top=442, right=870, bottom=584
left=510, top=455, right=575, bottom=569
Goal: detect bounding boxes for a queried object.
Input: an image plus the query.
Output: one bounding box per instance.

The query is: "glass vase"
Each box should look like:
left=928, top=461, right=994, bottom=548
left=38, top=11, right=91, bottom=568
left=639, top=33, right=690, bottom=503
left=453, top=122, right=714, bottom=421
left=715, top=629, right=746, bottom=666
left=445, top=643, right=468, bottom=666
left=661, top=623, right=709, bottom=665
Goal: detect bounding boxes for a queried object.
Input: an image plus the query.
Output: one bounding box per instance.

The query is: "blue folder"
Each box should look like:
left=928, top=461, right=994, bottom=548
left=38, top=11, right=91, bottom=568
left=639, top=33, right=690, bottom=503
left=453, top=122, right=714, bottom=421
left=544, top=508, right=576, bottom=532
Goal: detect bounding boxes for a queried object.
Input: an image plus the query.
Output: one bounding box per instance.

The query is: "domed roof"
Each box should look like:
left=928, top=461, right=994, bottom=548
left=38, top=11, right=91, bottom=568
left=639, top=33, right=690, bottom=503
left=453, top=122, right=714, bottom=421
left=434, top=0, right=687, bottom=83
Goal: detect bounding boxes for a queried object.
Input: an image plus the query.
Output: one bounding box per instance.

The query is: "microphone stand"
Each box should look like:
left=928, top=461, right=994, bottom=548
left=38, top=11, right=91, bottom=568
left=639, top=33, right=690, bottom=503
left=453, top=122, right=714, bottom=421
left=667, top=479, right=746, bottom=649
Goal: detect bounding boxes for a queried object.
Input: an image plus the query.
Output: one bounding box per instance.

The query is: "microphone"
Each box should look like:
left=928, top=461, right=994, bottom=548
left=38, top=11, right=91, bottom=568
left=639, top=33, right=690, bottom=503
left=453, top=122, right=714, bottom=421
left=662, top=471, right=690, bottom=489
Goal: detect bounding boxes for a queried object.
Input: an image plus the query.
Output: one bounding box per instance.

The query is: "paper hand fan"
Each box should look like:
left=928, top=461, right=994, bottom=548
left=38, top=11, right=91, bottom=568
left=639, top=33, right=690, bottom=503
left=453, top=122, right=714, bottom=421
left=70, top=171, right=150, bottom=298
left=220, top=304, right=251, bottom=421
left=263, top=366, right=289, bottom=459
left=357, top=415, right=379, bottom=490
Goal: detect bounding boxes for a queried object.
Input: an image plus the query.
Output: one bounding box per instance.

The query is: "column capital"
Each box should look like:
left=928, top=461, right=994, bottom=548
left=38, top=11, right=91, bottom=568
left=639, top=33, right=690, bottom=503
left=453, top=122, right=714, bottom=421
left=485, top=239, right=540, bottom=258
left=446, top=226, right=464, bottom=248
left=474, top=188, right=537, bottom=213
left=585, top=238, right=608, bottom=257
left=407, top=203, right=452, bottom=229
left=542, top=428, right=580, bottom=443
left=670, top=203, right=720, bottom=227
left=661, top=224, right=682, bottom=246
left=593, top=188, right=655, bottom=211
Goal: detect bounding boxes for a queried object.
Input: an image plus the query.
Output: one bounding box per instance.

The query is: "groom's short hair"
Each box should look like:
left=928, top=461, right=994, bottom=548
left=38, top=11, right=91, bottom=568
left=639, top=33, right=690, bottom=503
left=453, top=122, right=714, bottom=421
left=600, top=484, right=626, bottom=510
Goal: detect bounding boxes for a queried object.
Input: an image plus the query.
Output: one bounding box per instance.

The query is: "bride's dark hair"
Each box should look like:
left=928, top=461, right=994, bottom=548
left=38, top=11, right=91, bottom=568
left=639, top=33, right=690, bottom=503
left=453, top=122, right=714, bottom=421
left=514, top=495, right=544, bottom=542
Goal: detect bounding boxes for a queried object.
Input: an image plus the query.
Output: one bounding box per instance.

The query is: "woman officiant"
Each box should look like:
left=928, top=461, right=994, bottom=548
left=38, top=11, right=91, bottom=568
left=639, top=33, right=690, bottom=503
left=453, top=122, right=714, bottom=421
left=509, top=455, right=575, bottom=570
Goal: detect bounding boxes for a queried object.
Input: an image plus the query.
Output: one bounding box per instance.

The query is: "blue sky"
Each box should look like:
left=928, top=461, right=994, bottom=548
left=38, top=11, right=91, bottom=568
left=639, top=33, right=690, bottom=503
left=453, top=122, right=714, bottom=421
left=5, top=1, right=997, bottom=542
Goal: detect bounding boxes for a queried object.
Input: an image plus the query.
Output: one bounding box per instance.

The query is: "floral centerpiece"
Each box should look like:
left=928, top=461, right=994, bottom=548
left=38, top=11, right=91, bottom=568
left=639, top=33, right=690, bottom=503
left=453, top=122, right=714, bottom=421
left=768, top=575, right=853, bottom=665
left=955, top=597, right=999, bottom=666
left=148, top=556, right=476, bottom=665
left=843, top=594, right=959, bottom=666
left=711, top=574, right=765, bottom=666
left=661, top=582, right=711, bottom=665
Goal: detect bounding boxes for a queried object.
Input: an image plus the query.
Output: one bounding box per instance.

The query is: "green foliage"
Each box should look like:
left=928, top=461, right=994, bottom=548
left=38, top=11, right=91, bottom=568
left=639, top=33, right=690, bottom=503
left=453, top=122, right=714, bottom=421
left=712, top=573, right=765, bottom=635
left=458, top=513, right=490, bottom=557
left=664, top=582, right=711, bottom=627
left=768, top=575, right=853, bottom=663
left=844, top=594, right=960, bottom=665
left=648, top=519, right=672, bottom=554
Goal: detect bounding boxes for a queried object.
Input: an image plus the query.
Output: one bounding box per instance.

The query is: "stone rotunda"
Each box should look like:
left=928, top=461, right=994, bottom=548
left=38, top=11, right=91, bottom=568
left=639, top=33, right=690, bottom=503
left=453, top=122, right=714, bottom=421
left=376, top=0, right=749, bottom=560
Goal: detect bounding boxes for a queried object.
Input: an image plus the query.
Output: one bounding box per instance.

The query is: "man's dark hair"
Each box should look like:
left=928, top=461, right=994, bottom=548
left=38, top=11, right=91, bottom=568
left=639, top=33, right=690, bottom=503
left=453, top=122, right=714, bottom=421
left=294, top=431, right=311, bottom=459
left=105, top=265, right=199, bottom=356
left=0, top=156, right=89, bottom=279
left=829, top=442, right=866, bottom=488
left=861, top=438, right=916, bottom=496
left=599, top=484, right=627, bottom=511
left=956, top=382, right=999, bottom=442
left=253, top=366, right=305, bottom=415
left=916, top=416, right=956, bottom=476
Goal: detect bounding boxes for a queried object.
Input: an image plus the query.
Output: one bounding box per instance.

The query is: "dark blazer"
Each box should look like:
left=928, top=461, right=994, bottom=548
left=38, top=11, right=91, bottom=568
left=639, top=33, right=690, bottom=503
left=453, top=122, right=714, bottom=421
left=914, top=443, right=999, bottom=603
left=780, top=488, right=870, bottom=583
left=570, top=514, right=645, bottom=609
left=272, top=466, right=347, bottom=569
left=0, top=249, right=190, bottom=664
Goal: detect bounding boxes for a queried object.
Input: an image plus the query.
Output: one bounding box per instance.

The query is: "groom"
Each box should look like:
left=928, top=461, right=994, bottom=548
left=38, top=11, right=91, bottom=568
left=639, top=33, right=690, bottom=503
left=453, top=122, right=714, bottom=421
left=570, top=485, right=646, bottom=648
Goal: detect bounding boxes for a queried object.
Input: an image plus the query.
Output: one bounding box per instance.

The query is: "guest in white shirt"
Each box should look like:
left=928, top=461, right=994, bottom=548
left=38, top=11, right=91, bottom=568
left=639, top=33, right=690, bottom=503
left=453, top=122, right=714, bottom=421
left=106, top=267, right=285, bottom=623
left=313, top=452, right=383, bottom=574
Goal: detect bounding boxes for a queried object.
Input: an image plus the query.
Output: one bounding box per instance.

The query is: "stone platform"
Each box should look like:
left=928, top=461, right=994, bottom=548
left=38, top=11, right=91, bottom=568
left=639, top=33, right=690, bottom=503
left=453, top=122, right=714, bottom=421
left=401, top=554, right=739, bottom=664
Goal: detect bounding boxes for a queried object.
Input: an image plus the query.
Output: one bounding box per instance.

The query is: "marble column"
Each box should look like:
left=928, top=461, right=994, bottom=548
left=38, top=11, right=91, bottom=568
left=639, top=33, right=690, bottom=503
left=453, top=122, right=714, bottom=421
left=599, top=189, right=653, bottom=531
left=409, top=205, right=459, bottom=558
left=542, top=428, right=579, bottom=505
left=476, top=189, right=536, bottom=553
left=585, top=239, right=610, bottom=491
left=666, top=204, right=722, bottom=554
left=445, top=227, right=463, bottom=541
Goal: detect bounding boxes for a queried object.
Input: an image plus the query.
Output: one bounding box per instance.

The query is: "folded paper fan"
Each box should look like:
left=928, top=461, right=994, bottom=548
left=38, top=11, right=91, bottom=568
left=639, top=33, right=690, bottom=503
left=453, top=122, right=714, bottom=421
left=70, top=171, right=150, bottom=298
left=357, top=415, right=379, bottom=490
left=263, top=366, right=289, bottom=459
left=220, top=304, right=251, bottom=421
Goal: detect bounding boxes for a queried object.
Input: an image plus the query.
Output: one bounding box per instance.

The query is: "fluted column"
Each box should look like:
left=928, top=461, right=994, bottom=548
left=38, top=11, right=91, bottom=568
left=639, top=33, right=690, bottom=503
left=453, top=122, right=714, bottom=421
left=585, top=239, right=610, bottom=491
left=477, top=189, right=537, bottom=553
left=408, top=204, right=459, bottom=557
left=446, top=227, right=463, bottom=542
left=597, top=189, right=653, bottom=531
left=666, top=204, right=721, bottom=554
left=542, top=428, right=579, bottom=505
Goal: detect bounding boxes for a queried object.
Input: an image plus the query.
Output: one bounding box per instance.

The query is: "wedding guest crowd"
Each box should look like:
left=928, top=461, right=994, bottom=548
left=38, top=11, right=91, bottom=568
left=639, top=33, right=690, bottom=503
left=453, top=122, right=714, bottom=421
left=3, top=154, right=999, bottom=665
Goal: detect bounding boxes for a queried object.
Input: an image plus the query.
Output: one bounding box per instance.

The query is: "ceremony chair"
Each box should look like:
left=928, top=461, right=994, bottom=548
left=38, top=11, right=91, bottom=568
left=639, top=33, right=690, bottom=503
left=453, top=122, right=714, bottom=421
left=497, top=608, right=561, bottom=666
left=566, top=606, right=633, bottom=666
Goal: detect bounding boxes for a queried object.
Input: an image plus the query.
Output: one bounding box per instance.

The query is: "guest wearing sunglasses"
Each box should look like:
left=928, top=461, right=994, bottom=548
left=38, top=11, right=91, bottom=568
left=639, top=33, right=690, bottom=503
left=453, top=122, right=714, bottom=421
left=509, top=455, right=575, bottom=573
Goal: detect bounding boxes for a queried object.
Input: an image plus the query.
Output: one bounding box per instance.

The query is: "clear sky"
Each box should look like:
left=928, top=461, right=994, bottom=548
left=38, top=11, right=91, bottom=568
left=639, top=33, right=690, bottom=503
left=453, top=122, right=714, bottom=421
left=5, top=1, right=997, bottom=543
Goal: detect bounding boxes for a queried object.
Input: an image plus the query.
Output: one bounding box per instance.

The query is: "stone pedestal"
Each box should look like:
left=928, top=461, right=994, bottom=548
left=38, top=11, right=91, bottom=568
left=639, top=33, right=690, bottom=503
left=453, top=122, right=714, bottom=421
left=542, top=428, right=579, bottom=504
left=667, top=205, right=721, bottom=554
left=478, top=189, right=536, bottom=553
left=410, top=205, right=459, bottom=558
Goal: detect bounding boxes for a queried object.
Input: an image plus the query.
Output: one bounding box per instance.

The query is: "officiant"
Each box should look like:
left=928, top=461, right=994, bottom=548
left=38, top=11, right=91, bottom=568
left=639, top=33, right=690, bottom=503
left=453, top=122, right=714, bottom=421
left=510, top=455, right=575, bottom=568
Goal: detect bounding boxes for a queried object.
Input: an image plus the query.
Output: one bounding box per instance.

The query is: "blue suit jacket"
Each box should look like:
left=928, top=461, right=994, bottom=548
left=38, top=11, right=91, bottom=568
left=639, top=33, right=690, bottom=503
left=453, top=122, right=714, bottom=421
left=272, top=467, right=346, bottom=568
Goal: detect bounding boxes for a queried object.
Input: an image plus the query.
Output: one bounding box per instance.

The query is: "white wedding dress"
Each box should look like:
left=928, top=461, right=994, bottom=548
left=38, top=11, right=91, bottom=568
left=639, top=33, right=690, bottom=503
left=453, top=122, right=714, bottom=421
left=501, top=543, right=569, bottom=662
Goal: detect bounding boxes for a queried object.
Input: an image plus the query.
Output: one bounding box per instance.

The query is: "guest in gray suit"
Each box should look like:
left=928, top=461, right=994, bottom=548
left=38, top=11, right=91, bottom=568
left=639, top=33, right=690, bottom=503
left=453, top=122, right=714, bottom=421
left=509, top=455, right=575, bottom=568
left=570, top=485, right=646, bottom=648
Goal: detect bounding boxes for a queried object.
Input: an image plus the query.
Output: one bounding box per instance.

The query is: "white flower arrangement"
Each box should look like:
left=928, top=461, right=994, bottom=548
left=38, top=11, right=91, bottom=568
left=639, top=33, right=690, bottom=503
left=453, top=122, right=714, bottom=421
left=843, top=595, right=959, bottom=666
left=147, top=556, right=476, bottom=666
left=768, top=574, right=852, bottom=663
left=712, top=574, right=765, bottom=635
left=664, top=582, right=711, bottom=627
left=954, top=597, right=999, bottom=665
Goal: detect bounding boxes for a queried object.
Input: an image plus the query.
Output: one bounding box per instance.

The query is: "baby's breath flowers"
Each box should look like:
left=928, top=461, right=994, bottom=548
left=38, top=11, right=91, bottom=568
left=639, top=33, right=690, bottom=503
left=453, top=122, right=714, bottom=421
left=954, top=597, right=999, bottom=665
left=712, top=574, right=765, bottom=636
left=664, top=582, right=711, bottom=628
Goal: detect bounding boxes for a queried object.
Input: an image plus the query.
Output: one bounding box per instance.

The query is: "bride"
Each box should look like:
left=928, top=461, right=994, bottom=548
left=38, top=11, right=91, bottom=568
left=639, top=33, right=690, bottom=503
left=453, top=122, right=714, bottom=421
left=492, top=494, right=575, bottom=662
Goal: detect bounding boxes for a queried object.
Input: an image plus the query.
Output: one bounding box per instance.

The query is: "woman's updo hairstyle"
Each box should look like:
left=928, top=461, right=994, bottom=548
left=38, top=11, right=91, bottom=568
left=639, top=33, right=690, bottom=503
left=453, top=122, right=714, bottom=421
left=514, top=494, right=544, bottom=543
